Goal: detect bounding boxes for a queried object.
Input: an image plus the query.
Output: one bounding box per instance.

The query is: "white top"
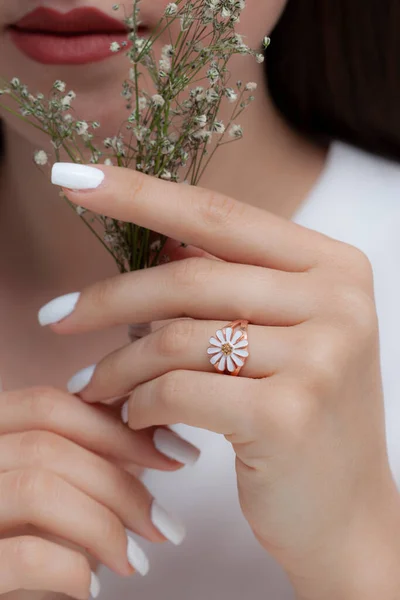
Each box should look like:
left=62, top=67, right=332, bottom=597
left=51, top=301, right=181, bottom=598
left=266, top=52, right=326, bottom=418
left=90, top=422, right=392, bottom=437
left=98, top=140, right=400, bottom=599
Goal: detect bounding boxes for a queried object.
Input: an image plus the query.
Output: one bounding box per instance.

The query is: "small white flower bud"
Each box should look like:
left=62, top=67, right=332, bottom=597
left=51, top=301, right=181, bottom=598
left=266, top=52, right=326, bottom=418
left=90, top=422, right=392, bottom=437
left=165, top=3, right=178, bottom=16
left=161, top=44, right=174, bottom=58
left=110, top=41, right=121, bottom=52
left=212, top=120, right=225, bottom=134
left=262, top=36, right=271, bottom=49
left=224, top=87, right=238, bottom=102
left=53, top=80, right=66, bottom=92
left=151, top=94, right=165, bottom=108
left=138, top=96, right=148, bottom=111
left=33, top=150, right=48, bottom=166
left=159, top=57, right=171, bottom=74
left=75, top=121, right=89, bottom=136
left=229, top=124, right=243, bottom=138
left=61, top=90, right=76, bottom=107
left=194, top=114, right=207, bottom=127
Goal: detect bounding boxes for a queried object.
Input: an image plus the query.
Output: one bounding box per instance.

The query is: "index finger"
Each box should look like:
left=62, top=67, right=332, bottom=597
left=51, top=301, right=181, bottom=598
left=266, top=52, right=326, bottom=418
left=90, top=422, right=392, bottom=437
left=51, top=163, right=336, bottom=272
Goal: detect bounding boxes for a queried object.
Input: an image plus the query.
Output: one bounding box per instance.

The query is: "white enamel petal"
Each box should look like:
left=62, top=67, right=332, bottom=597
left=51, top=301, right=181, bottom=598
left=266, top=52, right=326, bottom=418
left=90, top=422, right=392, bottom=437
left=225, top=327, right=233, bottom=342
left=218, top=355, right=226, bottom=371
left=231, top=330, right=243, bottom=344
left=207, top=347, right=221, bottom=355
left=210, top=352, right=223, bottom=365
left=231, top=353, right=244, bottom=367
left=216, top=329, right=226, bottom=343
left=226, top=355, right=235, bottom=372
left=209, top=336, right=222, bottom=347
left=234, top=349, right=249, bottom=358
left=233, top=339, right=248, bottom=349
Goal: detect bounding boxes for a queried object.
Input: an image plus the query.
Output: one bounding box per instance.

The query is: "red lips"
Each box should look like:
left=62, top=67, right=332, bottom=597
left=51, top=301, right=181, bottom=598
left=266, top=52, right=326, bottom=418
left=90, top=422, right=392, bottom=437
left=13, top=6, right=129, bottom=34
left=8, top=6, right=136, bottom=65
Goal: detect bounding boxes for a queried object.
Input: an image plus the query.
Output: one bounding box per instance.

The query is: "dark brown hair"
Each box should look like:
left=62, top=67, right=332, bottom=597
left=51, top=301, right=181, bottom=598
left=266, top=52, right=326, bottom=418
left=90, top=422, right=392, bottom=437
left=266, top=0, right=400, bottom=163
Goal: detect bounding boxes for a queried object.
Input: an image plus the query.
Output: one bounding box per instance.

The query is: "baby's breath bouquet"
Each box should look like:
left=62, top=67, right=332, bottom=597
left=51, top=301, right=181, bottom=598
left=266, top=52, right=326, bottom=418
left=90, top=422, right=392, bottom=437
left=0, top=0, right=269, bottom=338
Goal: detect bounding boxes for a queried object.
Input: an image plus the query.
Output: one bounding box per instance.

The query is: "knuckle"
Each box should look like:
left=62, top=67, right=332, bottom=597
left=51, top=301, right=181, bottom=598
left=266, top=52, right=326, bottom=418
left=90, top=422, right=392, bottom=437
left=336, top=244, right=375, bottom=287
left=157, top=371, right=182, bottom=410
left=170, top=256, right=214, bottom=289
left=10, top=535, right=91, bottom=598
left=126, top=169, right=146, bottom=199
left=342, top=244, right=373, bottom=271
left=88, top=276, right=116, bottom=311
left=14, top=469, right=58, bottom=512
left=295, top=328, right=346, bottom=395
left=12, top=535, right=46, bottom=575
left=21, top=386, right=60, bottom=425
left=196, top=190, right=240, bottom=230
left=268, top=382, right=319, bottom=443
left=334, top=285, right=378, bottom=338
left=17, top=430, right=63, bottom=466
left=156, top=319, right=196, bottom=357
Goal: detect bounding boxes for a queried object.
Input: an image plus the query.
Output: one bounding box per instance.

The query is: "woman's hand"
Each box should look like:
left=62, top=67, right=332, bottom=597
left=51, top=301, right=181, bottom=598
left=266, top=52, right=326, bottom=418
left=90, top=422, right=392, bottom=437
left=0, top=385, right=197, bottom=599
left=43, top=164, right=400, bottom=599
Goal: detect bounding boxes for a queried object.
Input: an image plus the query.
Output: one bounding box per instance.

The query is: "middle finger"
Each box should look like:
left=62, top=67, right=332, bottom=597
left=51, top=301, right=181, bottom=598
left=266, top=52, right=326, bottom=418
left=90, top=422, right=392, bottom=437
left=40, top=257, right=319, bottom=334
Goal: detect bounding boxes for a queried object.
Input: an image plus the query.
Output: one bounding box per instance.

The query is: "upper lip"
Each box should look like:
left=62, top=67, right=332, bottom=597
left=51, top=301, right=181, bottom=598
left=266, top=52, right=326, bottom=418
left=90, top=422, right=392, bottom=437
left=10, top=6, right=131, bottom=34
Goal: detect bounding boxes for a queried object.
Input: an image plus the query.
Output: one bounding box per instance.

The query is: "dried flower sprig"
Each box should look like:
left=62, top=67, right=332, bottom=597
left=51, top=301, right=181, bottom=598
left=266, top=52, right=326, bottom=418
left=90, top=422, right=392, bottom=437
left=0, top=0, right=270, bottom=275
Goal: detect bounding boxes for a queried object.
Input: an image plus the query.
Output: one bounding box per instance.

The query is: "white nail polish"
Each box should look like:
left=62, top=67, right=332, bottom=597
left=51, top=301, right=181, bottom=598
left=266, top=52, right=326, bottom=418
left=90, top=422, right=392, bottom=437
left=67, top=364, right=96, bottom=394
left=153, top=428, right=200, bottom=466
left=51, top=163, right=105, bottom=190
left=90, top=571, right=101, bottom=598
left=151, top=500, right=186, bottom=546
left=121, top=400, right=129, bottom=424
left=38, top=292, right=80, bottom=326
left=126, top=533, right=149, bottom=576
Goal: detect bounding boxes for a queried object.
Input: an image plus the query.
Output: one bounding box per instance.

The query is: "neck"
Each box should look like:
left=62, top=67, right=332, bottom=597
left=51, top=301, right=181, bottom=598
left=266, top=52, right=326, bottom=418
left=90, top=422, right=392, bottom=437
left=0, top=92, right=327, bottom=293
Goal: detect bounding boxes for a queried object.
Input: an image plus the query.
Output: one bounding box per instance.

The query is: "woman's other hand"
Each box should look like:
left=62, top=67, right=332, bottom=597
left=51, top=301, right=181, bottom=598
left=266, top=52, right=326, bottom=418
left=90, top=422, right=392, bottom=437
left=0, top=385, right=199, bottom=599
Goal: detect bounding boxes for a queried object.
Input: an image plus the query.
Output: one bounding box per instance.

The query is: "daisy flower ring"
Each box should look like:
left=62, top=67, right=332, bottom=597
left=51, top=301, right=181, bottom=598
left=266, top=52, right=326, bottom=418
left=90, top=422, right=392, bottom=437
left=207, top=320, right=250, bottom=376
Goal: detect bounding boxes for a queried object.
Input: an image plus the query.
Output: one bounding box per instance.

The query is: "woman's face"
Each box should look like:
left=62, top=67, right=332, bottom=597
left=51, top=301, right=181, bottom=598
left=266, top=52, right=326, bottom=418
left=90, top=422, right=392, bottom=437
left=0, top=1, right=287, bottom=147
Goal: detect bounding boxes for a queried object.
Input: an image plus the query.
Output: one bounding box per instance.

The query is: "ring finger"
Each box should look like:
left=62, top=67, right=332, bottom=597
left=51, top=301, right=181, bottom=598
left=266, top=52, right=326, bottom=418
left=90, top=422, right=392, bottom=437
left=68, top=318, right=303, bottom=404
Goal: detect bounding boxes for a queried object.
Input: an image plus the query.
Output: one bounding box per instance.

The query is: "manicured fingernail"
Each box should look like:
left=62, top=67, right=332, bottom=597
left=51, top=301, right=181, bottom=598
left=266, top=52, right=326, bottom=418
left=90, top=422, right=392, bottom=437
left=153, top=428, right=200, bottom=466
left=51, top=163, right=105, bottom=190
left=67, top=364, right=96, bottom=394
left=38, top=292, right=80, bottom=326
left=126, top=533, right=149, bottom=576
left=151, top=500, right=186, bottom=545
left=121, top=400, right=129, bottom=424
left=90, top=571, right=101, bottom=598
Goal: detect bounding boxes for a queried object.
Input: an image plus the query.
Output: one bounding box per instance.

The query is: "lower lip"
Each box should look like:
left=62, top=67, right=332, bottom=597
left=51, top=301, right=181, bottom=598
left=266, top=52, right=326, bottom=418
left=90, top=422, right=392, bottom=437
left=8, top=29, right=131, bottom=65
